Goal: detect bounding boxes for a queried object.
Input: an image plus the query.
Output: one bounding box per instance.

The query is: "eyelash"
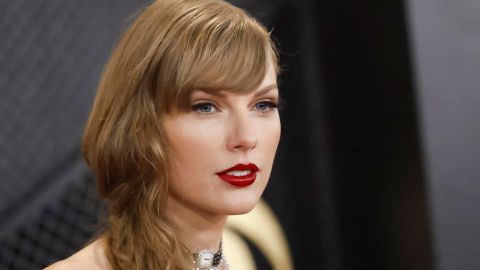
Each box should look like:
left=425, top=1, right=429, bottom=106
left=191, top=102, right=218, bottom=114
left=255, top=101, right=278, bottom=114
left=191, top=100, right=279, bottom=115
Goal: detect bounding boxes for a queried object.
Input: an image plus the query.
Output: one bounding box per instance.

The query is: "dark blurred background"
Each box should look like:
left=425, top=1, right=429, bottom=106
left=1, top=0, right=479, bottom=269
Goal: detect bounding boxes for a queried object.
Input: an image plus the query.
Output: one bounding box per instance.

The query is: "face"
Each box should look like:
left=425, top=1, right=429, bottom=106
left=162, top=59, right=280, bottom=217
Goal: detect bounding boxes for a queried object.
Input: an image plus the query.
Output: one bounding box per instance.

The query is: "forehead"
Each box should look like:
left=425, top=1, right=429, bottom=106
left=166, top=49, right=278, bottom=113
left=195, top=57, right=278, bottom=96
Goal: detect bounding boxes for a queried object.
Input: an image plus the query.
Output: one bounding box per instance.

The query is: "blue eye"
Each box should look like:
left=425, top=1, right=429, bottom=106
left=255, top=101, right=278, bottom=113
left=192, top=102, right=217, bottom=113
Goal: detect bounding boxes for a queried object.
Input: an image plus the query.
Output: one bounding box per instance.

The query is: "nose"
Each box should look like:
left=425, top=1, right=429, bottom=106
left=227, top=112, right=257, bottom=152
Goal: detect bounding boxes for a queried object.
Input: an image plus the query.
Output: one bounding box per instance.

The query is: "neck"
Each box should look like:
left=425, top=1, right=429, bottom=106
left=165, top=196, right=227, bottom=252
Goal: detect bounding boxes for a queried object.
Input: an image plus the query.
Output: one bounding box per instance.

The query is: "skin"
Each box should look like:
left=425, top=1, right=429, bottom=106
left=44, top=59, right=280, bottom=269
left=44, top=238, right=111, bottom=270
left=164, top=58, right=281, bottom=252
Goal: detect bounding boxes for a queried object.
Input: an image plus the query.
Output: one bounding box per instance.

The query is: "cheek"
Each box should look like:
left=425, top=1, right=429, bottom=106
left=172, top=132, right=215, bottom=163
left=259, top=115, right=281, bottom=154
left=165, top=118, right=223, bottom=184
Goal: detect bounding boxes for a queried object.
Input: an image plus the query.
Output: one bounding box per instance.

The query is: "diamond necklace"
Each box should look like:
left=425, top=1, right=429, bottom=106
left=192, top=241, right=229, bottom=270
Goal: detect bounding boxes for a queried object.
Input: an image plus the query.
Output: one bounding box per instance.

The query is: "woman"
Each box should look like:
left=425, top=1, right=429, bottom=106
left=46, top=0, right=280, bottom=269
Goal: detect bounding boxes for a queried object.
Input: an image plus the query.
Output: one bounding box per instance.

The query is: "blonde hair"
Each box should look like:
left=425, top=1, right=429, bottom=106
left=82, top=0, right=279, bottom=269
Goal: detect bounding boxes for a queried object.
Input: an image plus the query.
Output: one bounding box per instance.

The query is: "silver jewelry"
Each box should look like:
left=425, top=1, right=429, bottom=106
left=192, top=241, right=229, bottom=270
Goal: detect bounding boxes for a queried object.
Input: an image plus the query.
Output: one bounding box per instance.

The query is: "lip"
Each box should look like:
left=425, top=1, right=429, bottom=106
left=216, top=163, right=259, bottom=187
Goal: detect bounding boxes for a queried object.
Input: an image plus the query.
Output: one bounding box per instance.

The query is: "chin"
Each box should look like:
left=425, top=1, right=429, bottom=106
left=220, top=195, right=261, bottom=215
left=226, top=206, right=255, bottom=215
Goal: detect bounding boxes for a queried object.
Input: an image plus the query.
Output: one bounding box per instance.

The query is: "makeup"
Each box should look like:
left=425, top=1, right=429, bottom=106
left=216, top=163, right=259, bottom=187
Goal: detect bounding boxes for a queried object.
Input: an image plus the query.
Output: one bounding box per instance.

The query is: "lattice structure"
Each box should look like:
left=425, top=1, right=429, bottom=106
left=0, top=1, right=146, bottom=269
left=0, top=172, right=105, bottom=269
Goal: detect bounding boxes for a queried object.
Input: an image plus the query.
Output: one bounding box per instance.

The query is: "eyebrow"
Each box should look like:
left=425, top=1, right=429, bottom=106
left=254, top=84, right=279, bottom=97
left=196, top=84, right=279, bottom=98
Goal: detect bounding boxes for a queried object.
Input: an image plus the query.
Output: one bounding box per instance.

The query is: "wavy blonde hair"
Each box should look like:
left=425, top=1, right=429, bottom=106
left=82, top=0, right=279, bottom=269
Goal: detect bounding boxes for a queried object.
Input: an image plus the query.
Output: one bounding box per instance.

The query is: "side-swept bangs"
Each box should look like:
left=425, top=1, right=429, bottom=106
left=152, top=0, right=279, bottom=112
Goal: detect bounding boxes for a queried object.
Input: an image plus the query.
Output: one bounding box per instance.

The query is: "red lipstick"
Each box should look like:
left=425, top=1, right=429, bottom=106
left=216, top=163, right=259, bottom=187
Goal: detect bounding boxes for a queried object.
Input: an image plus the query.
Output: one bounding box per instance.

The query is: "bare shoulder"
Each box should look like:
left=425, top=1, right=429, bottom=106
left=43, top=238, right=111, bottom=270
left=43, top=258, right=86, bottom=270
